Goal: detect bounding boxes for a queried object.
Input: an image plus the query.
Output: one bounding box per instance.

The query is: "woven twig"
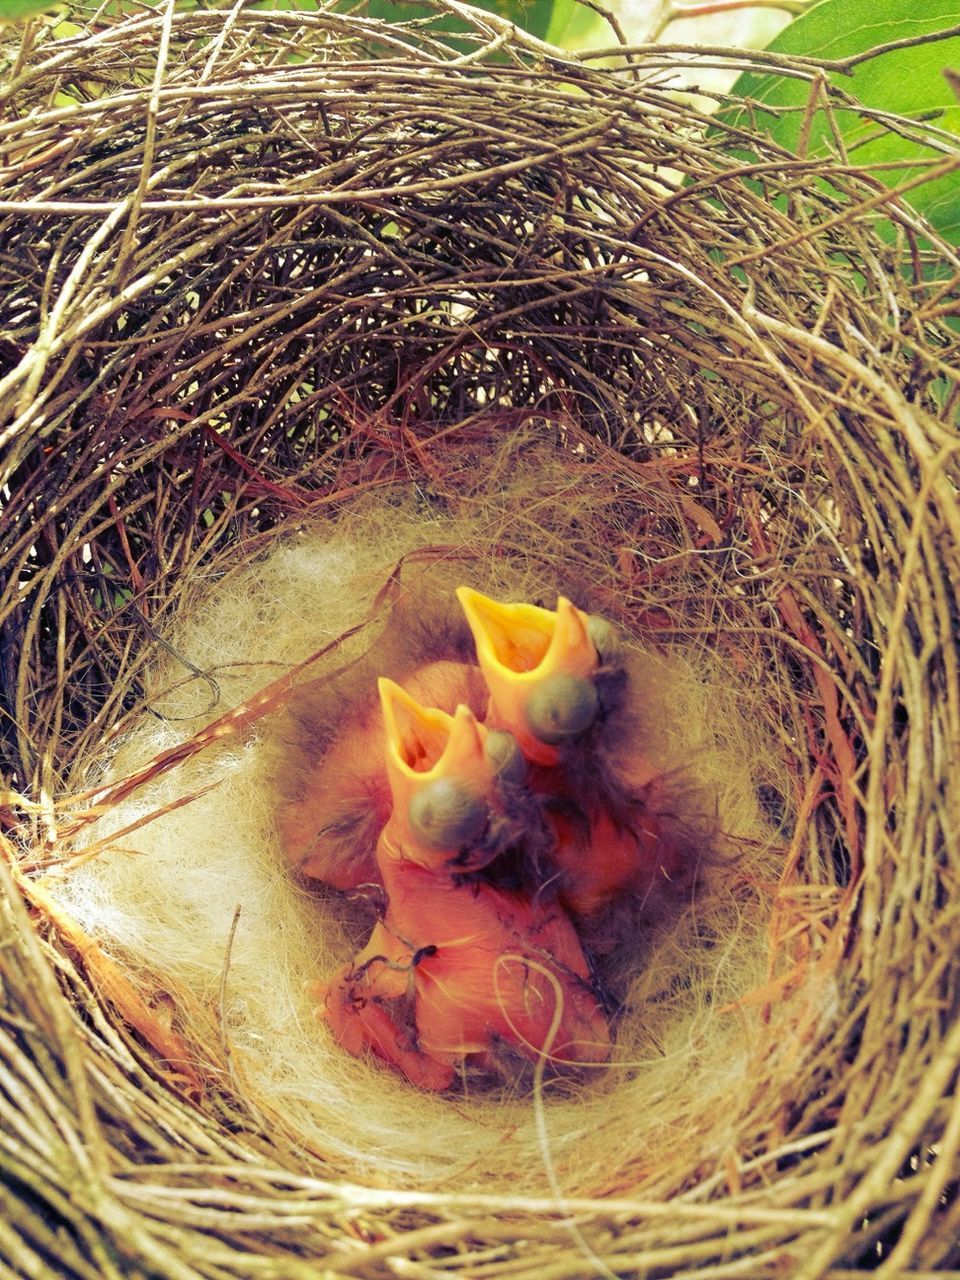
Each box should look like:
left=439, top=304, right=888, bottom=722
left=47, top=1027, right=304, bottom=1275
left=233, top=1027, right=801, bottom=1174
left=0, top=4, right=958, bottom=1277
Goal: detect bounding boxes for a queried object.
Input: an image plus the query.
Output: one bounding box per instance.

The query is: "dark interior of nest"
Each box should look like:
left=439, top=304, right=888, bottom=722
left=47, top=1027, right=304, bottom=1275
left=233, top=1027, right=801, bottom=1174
left=1, top=11, right=957, bottom=1205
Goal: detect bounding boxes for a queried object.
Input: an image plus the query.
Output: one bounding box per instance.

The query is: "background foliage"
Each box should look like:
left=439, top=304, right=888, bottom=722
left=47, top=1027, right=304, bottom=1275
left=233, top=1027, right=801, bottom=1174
left=726, top=0, right=960, bottom=249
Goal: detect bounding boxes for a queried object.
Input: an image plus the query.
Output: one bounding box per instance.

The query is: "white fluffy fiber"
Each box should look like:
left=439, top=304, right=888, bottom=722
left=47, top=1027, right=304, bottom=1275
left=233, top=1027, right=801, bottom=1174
left=49, top=487, right=790, bottom=1193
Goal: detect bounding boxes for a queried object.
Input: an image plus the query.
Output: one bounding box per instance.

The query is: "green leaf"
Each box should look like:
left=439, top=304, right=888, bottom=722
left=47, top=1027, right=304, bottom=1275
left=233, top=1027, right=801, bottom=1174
left=544, top=0, right=606, bottom=51
left=725, top=0, right=960, bottom=245
left=0, top=0, right=59, bottom=20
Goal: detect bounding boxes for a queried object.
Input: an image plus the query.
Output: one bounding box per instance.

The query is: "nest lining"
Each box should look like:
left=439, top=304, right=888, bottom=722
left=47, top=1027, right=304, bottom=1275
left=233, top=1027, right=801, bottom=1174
left=48, top=476, right=790, bottom=1192
left=0, top=5, right=958, bottom=1278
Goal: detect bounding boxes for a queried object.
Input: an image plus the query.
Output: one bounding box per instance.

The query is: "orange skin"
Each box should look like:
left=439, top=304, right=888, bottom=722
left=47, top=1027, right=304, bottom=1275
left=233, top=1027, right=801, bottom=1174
left=532, top=767, right=690, bottom=916
left=282, top=590, right=694, bottom=912
left=317, top=689, right=610, bottom=1091
left=322, top=847, right=611, bottom=1090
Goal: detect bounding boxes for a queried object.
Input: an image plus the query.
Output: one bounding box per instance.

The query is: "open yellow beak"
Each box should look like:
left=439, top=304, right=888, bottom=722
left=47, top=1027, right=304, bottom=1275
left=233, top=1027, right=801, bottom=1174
left=455, top=587, right=601, bottom=766
left=378, top=678, right=493, bottom=859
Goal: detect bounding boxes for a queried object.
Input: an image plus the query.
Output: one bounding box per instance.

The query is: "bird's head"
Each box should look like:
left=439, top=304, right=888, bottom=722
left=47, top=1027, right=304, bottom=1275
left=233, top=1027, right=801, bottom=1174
left=456, top=587, right=614, bottom=766
left=378, top=677, right=522, bottom=869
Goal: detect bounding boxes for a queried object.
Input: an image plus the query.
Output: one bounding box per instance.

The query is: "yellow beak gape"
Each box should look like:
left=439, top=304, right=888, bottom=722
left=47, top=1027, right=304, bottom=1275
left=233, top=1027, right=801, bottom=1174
left=379, top=678, right=512, bottom=855
left=455, top=587, right=601, bottom=763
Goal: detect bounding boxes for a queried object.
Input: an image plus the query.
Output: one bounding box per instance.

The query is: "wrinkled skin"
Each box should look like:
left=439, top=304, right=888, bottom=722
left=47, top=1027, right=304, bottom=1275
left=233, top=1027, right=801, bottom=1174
left=320, top=848, right=611, bottom=1090
left=285, top=590, right=699, bottom=916
left=316, top=692, right=610, bottom=1091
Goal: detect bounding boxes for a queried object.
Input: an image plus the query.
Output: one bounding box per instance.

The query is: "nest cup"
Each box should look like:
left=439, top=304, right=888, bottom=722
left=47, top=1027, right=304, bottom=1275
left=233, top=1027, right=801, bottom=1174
left=1, top=7, right=958, bottom=1277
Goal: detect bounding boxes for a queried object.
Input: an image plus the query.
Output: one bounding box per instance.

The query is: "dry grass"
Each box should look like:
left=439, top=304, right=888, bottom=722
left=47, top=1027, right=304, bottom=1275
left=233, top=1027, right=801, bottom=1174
left=0, top=3, right=958, bottom=1277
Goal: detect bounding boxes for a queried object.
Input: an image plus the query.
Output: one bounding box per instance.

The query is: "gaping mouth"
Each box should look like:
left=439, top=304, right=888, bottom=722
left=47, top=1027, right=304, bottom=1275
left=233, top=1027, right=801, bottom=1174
left=379, top=677, right=453, bottom=777
left=378, top=679, right=492, bottom=855
left=455, top=587, right=601, bottom=762
left=455, top=589, right=555, bottom=674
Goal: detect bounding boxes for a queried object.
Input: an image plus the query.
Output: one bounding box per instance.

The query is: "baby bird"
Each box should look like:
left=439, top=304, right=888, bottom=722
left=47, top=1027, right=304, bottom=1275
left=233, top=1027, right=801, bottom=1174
left=275, top=583, right=489, bottom=891
left=456, top=587, right=700, bottom=918
left=278, top=658, right=487, bottom=890
left=317, top=679, right=611, bottom=1090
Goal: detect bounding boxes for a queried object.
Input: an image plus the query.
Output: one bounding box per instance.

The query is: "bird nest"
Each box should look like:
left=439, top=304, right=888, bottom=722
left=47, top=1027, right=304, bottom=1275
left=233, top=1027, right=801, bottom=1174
left=1, top=5, right=959, bottom=1278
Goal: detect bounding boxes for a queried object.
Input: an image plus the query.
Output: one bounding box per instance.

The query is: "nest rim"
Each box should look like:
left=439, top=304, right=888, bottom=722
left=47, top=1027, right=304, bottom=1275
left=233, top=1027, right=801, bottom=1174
left=0, top=5, right=958, bottom=1278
